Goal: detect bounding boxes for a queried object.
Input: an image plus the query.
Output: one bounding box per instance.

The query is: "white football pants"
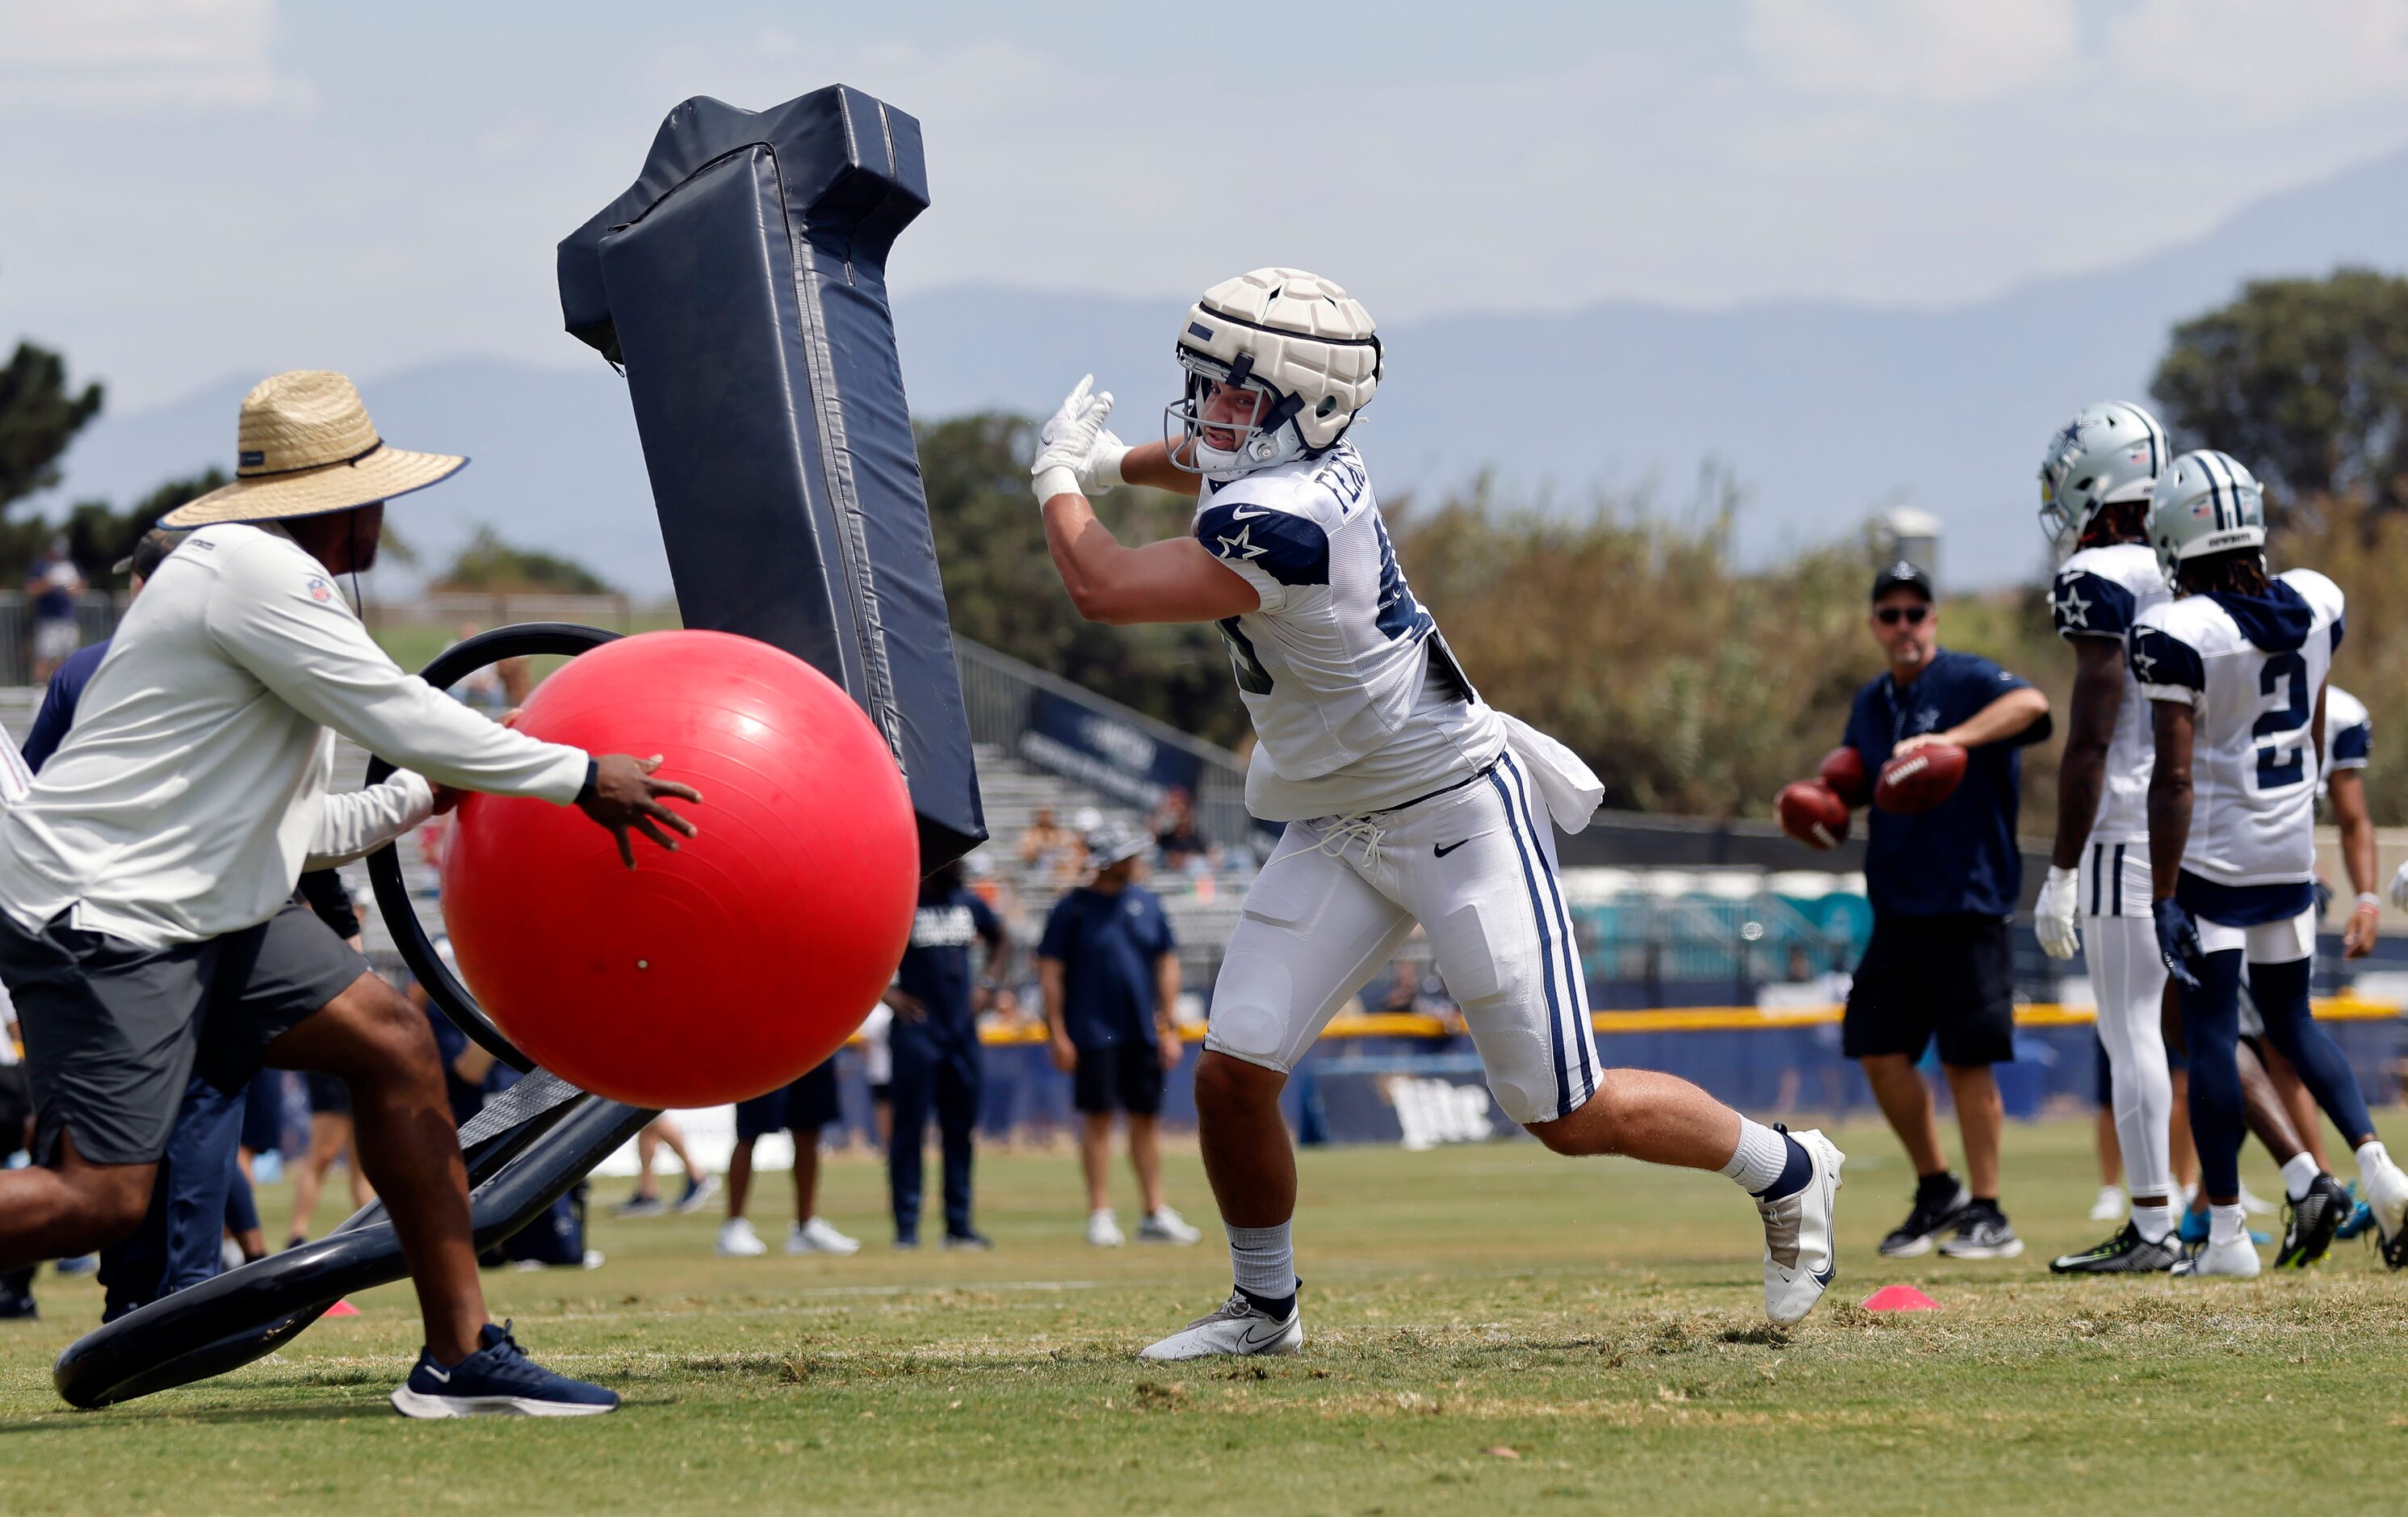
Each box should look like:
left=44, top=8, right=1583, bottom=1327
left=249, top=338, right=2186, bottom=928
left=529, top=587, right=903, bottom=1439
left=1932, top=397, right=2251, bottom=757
left=1203, top=752, right=1599, bottom=1126
left=2089, top=912, right=2174, bottom=1204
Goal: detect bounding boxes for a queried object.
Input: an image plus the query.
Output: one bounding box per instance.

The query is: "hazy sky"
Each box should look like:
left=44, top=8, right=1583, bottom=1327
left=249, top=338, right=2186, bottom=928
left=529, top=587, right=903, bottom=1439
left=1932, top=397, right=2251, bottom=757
left=8, top=0, right=2408, bottom=407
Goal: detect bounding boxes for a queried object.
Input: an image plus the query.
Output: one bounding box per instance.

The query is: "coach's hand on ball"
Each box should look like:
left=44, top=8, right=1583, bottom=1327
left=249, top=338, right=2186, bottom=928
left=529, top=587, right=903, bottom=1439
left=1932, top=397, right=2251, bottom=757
left=577, top=754, right=703, bottom=868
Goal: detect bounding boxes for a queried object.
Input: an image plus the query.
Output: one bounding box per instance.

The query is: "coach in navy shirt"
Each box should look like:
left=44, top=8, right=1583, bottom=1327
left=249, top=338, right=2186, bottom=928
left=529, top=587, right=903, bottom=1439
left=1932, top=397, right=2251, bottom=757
left=1038, top=825, right=1200, bottom=1248
left=1840, top=562, right=2050, bottom=1265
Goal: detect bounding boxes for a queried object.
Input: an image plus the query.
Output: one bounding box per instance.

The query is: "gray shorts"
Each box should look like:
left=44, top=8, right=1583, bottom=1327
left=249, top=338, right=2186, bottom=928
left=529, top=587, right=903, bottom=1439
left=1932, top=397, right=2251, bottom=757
left=0, top=901, right=367, bottom=1166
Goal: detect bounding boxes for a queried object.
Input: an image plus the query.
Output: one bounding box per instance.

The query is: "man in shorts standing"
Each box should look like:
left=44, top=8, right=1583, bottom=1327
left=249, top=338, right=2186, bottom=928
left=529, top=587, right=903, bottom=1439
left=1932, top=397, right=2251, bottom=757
left=1038, top=824, right=1201, bottom=1249
left=718, top=1064, right=859, bottom=1257
left=1842, top=563, right=2052, bottom=1261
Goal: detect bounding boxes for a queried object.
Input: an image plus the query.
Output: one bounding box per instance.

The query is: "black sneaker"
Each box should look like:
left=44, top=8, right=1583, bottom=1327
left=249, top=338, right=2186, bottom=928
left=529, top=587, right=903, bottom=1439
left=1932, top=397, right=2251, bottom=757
left=389, top=1321, right=619, bottom=1418
left=0, top=1268, right=36, bottom=1322
left=941, top=1229, right=995, bottom=1251
left=2274, top=1174, right=2351, bottom=1269
left=2049, top=1221, right=2178, bottom=1274
left=1878, top=1179, right=1970, bottom=1258
left=1937, top=1200, right=2024, bottom=1259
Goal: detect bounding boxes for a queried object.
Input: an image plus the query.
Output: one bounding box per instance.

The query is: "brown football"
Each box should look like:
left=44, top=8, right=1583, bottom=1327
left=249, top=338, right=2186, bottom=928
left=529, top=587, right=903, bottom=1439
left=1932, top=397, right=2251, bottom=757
left=1875, top=741, right=1969, bottom=814
left=1777, top=779, right=1852, bottom=850
left=1817, top=745, right=1871, bottom=808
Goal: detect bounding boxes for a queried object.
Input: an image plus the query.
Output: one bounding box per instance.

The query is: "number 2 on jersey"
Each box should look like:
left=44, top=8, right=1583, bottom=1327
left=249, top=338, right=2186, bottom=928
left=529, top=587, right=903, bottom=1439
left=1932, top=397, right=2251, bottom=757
left=2253, top=650, right=2309, bottom=790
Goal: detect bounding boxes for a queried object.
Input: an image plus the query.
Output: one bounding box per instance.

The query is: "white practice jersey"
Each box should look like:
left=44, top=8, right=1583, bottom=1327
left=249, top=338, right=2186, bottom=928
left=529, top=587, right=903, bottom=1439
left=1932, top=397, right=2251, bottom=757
left=2129, top=569, right=2346, bottom=888
left=2321, top=684, right=2371, bottom=801
left=1194, top=442, right=1505, bottom=821
left=2050, top=541, right=2169, bottom=844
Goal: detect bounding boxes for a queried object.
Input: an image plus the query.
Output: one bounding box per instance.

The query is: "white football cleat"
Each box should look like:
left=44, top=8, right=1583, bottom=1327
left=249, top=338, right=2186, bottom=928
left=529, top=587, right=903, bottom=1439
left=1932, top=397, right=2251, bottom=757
left=1759, top=1128, right=1844, bottom=1325
left=1087, top=1208, right=1126, bottom=1247
left=2364, top=1158, right=2408, bottom=1254
left=716, top=1218, right=767, bottom=1258
left=1137, top=1292, right=1303, bottom=1361
left=788, top=1217, right=861, bottom=1255
left=1136, top=1207, right=1202, bottom=1245
left=2087, top=1185, right=2125, bottom=1223
left=2172, top=1233, right=2261, bottom=1279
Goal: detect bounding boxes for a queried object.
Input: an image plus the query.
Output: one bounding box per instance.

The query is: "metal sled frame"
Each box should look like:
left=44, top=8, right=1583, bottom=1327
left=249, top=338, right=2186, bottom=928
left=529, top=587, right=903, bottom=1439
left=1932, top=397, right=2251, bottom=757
left=52, top=624, right=655, bottom=1409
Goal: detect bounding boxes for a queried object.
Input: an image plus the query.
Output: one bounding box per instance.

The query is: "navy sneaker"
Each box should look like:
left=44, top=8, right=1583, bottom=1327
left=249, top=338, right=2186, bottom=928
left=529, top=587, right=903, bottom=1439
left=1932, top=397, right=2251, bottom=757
left=389, top=1321, right=619, bottom=1418
left=942, top=1229, right=995, bottom=1251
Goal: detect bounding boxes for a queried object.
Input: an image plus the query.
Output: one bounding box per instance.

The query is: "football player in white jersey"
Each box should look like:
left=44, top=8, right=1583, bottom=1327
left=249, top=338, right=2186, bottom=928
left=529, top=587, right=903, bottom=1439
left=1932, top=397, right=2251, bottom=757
left=2029, top=401, right=2187, bottom=1274
left=2133, top=451, right=2408, bottom=1275
left=1028, top=268, right=1844, bottom=1355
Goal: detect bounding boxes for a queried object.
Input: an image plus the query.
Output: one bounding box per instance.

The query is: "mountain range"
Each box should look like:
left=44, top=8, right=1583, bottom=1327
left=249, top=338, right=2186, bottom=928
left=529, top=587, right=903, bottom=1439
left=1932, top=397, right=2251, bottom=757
left=36, top=145, right=2408, bottom=598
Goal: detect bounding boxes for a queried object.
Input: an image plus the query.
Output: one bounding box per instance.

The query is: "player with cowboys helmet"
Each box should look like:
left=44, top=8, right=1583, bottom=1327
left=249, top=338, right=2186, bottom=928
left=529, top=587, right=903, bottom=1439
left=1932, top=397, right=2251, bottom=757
left=1028, top=267, right=1847, bottom=1358
left=2132, top=451, right=2408, bottom=1275
left=2031, top=401, right=2191, bottom=1275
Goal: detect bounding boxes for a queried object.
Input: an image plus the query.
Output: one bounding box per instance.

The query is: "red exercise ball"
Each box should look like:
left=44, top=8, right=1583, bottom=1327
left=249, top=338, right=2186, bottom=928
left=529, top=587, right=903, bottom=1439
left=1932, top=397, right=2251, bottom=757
left=438, top=629, right=919, bottom=1107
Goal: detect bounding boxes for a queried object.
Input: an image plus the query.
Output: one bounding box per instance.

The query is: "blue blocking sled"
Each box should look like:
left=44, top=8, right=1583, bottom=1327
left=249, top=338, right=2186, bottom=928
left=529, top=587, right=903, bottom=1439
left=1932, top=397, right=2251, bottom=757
left=558, top=85, right=985, bottom=873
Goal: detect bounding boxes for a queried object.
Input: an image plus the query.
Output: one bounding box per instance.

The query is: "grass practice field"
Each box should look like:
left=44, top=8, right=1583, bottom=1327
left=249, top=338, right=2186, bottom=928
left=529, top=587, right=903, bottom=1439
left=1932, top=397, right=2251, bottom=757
left=2, top=1115, right=2404, bottom=1515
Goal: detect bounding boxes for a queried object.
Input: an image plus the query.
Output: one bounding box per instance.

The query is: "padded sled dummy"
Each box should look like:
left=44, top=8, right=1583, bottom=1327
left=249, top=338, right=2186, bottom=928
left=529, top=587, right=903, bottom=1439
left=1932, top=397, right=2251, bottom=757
left=55, top=86, right=977, bottom=1409
left=558, top=86, right=984, bottom=872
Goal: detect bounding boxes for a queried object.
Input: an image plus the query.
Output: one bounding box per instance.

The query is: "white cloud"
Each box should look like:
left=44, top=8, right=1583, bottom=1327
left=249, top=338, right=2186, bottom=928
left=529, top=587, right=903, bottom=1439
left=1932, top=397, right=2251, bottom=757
left=0, top=0, right=307, bottom=111
left=2111, top=0, right=2408, bottom=114
left=1743, top=0, right=2080, bottom=103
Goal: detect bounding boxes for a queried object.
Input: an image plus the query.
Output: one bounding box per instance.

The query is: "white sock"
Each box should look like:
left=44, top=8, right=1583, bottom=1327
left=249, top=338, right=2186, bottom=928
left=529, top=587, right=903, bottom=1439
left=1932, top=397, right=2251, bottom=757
left=2209, top=1203, right=2246, bottom=1247
left=1718, top=1118, right=1789, bottom=1194
left=1226, top=1221, right=1295, bottom=1302
left=2354, top=1139, right=2393, bottom=1185
left=2130, top=1203, right=2176, bottom=1245
left=2280, top=1153, right=2321, bottom=1202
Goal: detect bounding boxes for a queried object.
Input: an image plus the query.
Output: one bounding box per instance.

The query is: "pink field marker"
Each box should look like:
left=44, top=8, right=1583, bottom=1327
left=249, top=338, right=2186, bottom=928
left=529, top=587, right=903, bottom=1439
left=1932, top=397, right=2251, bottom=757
left=324, top=1299, right=361, bottom=1318
left=1860, top=1284, right=1939, bottom=1313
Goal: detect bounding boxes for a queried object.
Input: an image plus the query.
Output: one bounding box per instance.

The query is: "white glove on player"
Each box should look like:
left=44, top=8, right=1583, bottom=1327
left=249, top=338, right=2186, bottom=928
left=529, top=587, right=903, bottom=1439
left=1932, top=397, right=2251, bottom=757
left=2034, top=864, right=2081, bottom=960
left=2389, top=859, right=2408, bottom=912
left=1032, top=375, right=1126, bottom=502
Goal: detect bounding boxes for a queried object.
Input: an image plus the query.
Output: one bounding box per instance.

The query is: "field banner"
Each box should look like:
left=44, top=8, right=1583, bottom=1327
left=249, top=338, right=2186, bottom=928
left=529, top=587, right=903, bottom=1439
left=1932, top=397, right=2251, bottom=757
left=1020, top=687, right=1205, bottom=811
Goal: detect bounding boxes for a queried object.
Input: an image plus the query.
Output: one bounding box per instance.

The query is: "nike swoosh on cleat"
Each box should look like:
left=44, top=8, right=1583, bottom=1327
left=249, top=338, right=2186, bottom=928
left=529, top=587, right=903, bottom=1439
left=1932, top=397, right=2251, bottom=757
left=425, top=1365, right=451, bottom=1383
left=1433, top=839, right=1469, bottom=858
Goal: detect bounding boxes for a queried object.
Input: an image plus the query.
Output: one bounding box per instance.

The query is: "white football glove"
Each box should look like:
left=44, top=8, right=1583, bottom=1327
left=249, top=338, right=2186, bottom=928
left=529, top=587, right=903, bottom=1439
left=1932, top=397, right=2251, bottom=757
left=2034, top=864, right=2081, bottom=960
left=1031, top=375, right=1125, bottom=503
left=2389, top=859, right=2408, bottom=913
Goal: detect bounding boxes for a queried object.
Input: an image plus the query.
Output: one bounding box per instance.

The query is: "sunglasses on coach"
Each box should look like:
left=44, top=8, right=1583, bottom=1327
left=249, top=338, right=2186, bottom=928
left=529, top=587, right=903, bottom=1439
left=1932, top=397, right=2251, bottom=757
left=1876, top=605, right=1930, bottom=626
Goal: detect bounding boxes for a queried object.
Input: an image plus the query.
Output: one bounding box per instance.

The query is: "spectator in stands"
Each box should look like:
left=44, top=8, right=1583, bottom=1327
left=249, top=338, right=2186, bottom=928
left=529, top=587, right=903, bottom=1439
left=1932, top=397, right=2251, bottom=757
left=1018, top=807, right=1082, bottom=884
left=608, top=1116, right=719, bottom=1218
left=1842, top=561, right=2051, bottom=1263
left=884, top=859, right=1009, bottom=1249
left=23, top=536, right=84, bottom=685
left=1152, top=787, right=1214, bottom=872
left=718, top=1064, right=859, bottom=1257
left=1038, top=824, right=1202, bottom=1248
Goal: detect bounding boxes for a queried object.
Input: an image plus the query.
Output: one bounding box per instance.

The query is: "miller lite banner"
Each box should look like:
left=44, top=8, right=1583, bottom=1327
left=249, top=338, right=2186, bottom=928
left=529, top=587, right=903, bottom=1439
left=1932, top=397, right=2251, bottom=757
left=1020, top=688, right=1206, bottom=813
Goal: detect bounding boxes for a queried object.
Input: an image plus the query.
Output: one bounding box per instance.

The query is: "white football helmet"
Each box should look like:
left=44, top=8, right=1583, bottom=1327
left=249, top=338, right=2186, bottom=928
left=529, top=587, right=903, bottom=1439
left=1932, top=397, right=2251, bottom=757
left=2147, top=449, right=2266, bottom=585
left=1166, top=267, right=1381, bottom=480
left=2037, top=401, right=2168, bottom=552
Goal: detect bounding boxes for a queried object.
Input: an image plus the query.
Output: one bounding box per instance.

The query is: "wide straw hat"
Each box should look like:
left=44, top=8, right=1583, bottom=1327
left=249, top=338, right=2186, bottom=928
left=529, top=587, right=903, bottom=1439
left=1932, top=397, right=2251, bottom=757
left=162, top=370, right=466, bottom=527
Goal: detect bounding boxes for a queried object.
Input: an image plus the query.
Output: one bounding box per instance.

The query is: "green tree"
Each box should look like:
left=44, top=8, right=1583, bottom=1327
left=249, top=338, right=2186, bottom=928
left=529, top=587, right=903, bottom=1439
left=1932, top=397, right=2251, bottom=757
left=0, top=341, right=103, bottom=513
left=2151, top=267, right=2408, bottom=512
left=54, top=469, right=229, bottom=580
left=434, top=525, right=614, bottom=594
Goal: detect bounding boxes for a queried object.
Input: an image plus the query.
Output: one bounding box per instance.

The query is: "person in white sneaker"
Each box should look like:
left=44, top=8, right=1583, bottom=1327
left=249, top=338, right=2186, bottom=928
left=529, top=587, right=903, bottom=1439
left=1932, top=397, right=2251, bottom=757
left=1025, top=271, right=1845, bottom=1360
left=718, top=1062, right=859, bottom=1257
left=2132, top=453, right=2408, bottom=1277
left=1038, top=826, right=1197, bottom=1250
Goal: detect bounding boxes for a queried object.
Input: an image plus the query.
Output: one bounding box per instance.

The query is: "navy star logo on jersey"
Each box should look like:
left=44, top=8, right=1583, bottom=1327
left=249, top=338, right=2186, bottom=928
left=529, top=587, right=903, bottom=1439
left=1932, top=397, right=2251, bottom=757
left=1214, top=525, right=1266, bottom=562
left=2053, top=582, right=2091, bottom=627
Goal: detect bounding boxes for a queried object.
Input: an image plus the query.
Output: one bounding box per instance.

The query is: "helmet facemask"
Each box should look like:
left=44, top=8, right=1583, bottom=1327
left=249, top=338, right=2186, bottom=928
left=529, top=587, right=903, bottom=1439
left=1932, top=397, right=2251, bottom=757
left=1165, top=349, right=1307, bottom=480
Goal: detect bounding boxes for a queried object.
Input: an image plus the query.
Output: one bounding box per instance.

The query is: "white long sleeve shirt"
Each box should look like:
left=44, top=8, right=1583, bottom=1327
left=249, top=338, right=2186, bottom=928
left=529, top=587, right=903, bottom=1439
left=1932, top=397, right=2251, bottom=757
left=0, top=522, right=590, bottom=948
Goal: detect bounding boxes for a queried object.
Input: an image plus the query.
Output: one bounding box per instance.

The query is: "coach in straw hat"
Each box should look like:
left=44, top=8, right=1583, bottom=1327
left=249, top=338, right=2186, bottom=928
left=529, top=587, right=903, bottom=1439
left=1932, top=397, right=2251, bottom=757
left=0, top=370, right=697, bottom=1418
